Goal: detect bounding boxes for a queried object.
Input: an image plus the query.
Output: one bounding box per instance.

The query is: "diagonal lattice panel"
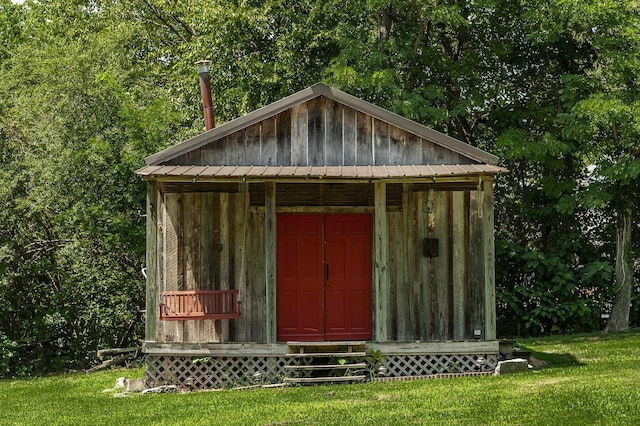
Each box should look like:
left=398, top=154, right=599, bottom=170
left=145, top=353, right=497, bottom=389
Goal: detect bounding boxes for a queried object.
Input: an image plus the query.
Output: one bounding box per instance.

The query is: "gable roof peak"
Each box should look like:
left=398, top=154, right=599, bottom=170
left=145, top=83, right=498, bottom=166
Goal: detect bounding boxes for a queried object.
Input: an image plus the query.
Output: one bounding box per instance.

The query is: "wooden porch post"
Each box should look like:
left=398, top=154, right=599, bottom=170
left=265, top=182, right=277, bottom=343
left=483, top=178, right=496, bottom=340
left=145, top=181, right=158, bottom=342
left=374, top=181, right=389, bottom=342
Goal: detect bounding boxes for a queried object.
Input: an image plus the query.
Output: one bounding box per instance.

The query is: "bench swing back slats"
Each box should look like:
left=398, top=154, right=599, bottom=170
left=159, top=290, right=241, bottom=320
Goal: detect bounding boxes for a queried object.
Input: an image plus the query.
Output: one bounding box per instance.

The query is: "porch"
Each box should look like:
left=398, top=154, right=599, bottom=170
left=143, top=340, right=499, bottom=389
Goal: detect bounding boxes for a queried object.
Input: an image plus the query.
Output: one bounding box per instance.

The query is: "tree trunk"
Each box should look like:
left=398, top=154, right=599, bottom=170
left=604, top=200, right=634, bottom=333
left=378, top=5, right=392, bottom=43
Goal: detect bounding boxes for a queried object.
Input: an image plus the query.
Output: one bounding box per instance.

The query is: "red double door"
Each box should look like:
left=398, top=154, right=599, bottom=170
left=276, top=214, right=372, bottom=341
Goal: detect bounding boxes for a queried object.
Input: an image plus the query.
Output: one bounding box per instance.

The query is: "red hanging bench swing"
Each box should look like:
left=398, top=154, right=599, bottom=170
left=159, top=289, right=241, bottom=320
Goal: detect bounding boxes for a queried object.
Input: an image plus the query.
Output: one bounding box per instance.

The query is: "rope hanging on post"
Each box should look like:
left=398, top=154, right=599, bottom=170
left=477, top=176, right=484, bottom=219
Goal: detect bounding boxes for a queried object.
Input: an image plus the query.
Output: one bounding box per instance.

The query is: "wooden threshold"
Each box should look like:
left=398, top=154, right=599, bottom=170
left=285, top=352, right=367, bottom=358
left=286, top=341, right=366, bottom=347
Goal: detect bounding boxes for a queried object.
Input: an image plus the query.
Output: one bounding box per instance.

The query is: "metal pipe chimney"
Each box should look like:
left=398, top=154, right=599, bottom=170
left=196, top=60, right=215, bottom=130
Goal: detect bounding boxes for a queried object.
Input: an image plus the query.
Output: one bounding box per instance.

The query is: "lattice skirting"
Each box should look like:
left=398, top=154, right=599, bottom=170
left=145, top=353, right=497, bottom=390
left=145, top=355, right=290, bottom=389
left=378, top=354, right=498, bottom=378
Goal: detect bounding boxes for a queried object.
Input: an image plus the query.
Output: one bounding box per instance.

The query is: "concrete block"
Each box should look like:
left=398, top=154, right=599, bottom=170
left=494, top=358, right=529, bottom=375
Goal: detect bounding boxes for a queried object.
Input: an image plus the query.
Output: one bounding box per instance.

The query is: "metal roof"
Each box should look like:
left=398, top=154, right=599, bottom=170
left=145, top=83, right=500, bottom=166
left=136, top=164, right=507, bottom=180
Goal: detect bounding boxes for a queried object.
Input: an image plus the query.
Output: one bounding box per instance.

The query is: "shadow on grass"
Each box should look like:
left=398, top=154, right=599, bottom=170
left=523, top=350, right=584, bottom=370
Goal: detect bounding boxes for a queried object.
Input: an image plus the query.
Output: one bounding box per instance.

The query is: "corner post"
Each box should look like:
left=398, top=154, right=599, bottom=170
left=483, top=178, right=496, bottom=340
left=374, top=181, right=389, bottom=342
left=265, top=182, right=277, bottom=343
left=145, top=180, right=158, bottom=342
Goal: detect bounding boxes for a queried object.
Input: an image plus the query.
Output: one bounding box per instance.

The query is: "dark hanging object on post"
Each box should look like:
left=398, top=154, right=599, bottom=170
left=196, top=60, right=215, bottom=130
left=423, top=238, right=439, bottom=258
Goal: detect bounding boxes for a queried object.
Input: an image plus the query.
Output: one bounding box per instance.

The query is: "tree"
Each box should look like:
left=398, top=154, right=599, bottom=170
left=555, top=0, right=640, bottom=332
left=0, top=0, right=183, bottom=374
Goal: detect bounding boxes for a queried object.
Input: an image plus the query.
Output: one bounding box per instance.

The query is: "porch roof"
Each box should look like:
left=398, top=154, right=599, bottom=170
left=136, top=163, right=507, bottom=180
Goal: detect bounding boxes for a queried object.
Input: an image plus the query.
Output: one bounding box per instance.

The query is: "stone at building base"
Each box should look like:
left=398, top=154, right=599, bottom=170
left=494, top=358, right=529, bottom=375
left=141, top=385, right=178, bottom=394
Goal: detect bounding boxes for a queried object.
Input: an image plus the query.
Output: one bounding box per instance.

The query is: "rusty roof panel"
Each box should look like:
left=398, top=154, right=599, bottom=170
left=136, top=164, right=507, bottom=179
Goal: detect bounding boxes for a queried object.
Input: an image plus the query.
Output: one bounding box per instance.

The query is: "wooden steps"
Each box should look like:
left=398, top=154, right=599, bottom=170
left=285, top=362, right=367, bottom=371
left=285, top=352, right=367, bottom=358
left=283, top=342, right=369, bottom=385
left=284, top=375, right=367, bottom=384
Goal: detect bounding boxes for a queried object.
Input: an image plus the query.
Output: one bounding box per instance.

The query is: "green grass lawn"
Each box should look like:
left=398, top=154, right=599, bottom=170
left=1, top=331, right=639, bottom=425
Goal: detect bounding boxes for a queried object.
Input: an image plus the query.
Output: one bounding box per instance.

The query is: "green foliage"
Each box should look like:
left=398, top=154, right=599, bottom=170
left=0, top=0, right=182, bottom=376
left=496, top=240, right=610, bottom=336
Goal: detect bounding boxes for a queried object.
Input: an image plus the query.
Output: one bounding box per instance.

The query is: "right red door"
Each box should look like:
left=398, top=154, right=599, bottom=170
left=324, top=214, right=372, bottom=340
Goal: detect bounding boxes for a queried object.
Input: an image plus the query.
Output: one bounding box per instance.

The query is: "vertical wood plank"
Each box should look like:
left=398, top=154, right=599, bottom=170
left=201, top=143, right=215, bottom=165
left=398, top=183, right=414, bottom=340
left=463, top=191, right=471, bottom=338
left=324, top=98, right=343, bottom=165
left=343, top=105, right=356, bottom=165
left=388, top=211, right=400, bottom=340
left=213, top=194, right=221, bottom=290
left=483, top=179, right=497, bottom=340
left=426, top=190, right=438, bottom=340
left=356, top=111, right=372, bottom=165
left=420, top=138, right=438, bottom=164
left=145, top=182, right=158, bottom=342
left=234, top=129, right=246, bottom=164
left=162, top=192, right=181, bottom=342
left=307, top=97, right=325, bottom=166
left=233, top=184, right=249, bottom=342
left=183, top=193, right=198, bottom=290
left=389, top=125, right=405, bottom=165
left=416, top=191, right=430, bottom=340
left=249, top=208, right=266, bottom=342
left=430, top=190, right=449, bottom=340
left=200, top=192, right=217, bottom=342
left=200, top=193, right=214, bottom=291
left=261, top=117, right=277, bottom=166
left=412, top=192, right=423, bottom=339
left=186, top=149, right=201, bottom=166
left=219, top=193, right=230, bottom=341
left=452, top=191, right=466, bottom=341
left=405, top=131, right=421, bottom=165
left=374, top=182, right=389, bottom=342
left=212, top=140, right=226, bottom=165
left=291, top=103, right=308, bottom=166
left=155, top=187, right=165, bottom=342
left=373, top=119, right=390, bottom=165
left=264, top=182, right=277, bottom=343
left=224, top=134, right=236, bottom=165
left=469, top=185, right=485, bottom=339
left=276, top=109, right=292, bottom=166
left=245, top=123, right=261, bottom=165
left=183, top=193, right=199, bottom=342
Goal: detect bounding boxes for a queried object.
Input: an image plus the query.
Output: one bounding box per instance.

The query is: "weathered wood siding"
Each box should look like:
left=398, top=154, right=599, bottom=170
left=386, top=185, right=494, bottom=341
left=165, top=96, right=475, bottom=167
left=152, top=188, right=266, bottom=343
left=149, top=181, right=495, bottom=344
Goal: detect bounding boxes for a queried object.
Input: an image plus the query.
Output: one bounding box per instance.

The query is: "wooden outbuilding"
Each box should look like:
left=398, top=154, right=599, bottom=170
left=137, top=83, right=506, bottom=388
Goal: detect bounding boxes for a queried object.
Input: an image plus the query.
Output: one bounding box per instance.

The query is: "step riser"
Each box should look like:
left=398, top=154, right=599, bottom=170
left=285, top=363, right=367, bottom=371
left=284, top=376, right=367, bottom=384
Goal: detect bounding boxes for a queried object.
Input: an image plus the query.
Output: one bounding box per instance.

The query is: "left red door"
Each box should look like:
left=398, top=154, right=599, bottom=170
left=276, top=215, right=324, bottom=341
